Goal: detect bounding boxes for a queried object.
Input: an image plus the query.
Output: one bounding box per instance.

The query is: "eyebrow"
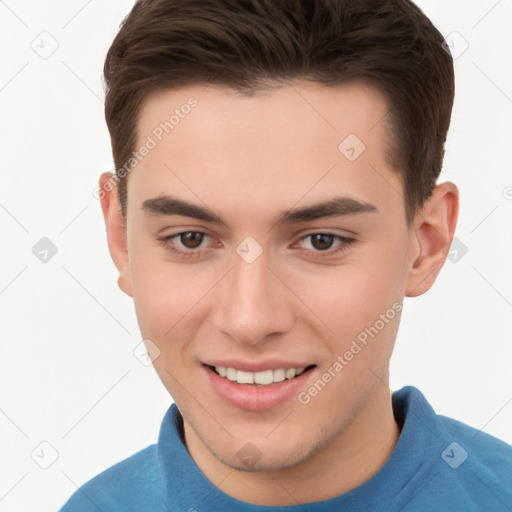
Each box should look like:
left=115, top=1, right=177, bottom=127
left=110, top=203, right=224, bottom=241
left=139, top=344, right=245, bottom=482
left=143, top=196, right=223, bottom=223
left=142, top=195, right=377, bottom=225
left=279, top=197, right=377, bottom=223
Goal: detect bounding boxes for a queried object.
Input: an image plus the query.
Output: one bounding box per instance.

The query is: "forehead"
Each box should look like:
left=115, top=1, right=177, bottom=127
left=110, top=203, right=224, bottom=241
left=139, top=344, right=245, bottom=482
left=129, top=81, right=401, bottom=223
left=136, top=80, right=391, bottom=152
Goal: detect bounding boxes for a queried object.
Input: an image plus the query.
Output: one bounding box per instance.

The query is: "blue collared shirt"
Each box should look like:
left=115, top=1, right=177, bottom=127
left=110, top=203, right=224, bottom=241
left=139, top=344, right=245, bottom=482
left=58, top=386, right=512, bottom=511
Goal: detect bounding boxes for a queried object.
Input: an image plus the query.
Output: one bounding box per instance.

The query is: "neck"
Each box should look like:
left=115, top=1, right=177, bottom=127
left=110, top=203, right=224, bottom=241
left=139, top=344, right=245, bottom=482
left=184, top=382, right=400, bottom=506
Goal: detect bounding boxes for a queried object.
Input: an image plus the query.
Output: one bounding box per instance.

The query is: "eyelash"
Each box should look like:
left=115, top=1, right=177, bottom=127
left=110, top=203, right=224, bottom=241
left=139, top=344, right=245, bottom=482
left=157, top=231, right=356, bottom=259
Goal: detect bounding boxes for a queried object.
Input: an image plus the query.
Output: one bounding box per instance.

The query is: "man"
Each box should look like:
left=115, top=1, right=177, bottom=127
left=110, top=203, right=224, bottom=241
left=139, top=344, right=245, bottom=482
left=59, top=0, right=512, bottom=510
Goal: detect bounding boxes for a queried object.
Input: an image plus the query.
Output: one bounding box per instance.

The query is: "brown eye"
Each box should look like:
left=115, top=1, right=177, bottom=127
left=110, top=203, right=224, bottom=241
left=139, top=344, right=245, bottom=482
left=180, top=232, right=204, bottom=249
left=157, top=231, right=218, bottom=258
left=310, top=234, right=335, bottom=250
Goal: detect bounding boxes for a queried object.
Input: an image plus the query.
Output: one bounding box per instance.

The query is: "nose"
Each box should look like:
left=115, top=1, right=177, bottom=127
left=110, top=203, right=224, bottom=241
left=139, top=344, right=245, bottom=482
left=212, top=251, right=295, bottom=346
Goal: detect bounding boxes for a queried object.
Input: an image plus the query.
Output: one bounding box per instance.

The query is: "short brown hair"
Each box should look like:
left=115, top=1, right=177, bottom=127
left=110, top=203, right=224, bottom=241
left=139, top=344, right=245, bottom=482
left=103, top=0, right=454, bottom=224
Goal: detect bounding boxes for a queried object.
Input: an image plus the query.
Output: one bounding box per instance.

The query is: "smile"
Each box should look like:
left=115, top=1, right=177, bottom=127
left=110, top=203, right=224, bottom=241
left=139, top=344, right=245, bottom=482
left=211, top=365, right=309, bottom=386
left=203, top=361, right=317, bottom=411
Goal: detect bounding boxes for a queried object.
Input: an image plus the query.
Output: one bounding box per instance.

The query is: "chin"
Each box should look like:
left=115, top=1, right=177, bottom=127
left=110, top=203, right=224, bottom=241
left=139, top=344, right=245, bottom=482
left=218, top=444, right=310, bottom=473
left=207, top=428, right=323, bottom=474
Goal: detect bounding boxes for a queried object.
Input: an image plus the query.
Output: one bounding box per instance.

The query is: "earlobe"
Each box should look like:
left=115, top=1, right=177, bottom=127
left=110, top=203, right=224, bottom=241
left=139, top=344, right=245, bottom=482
left=405, top=182, right=459, bottom=297
left=98, top=172, right=133, bottom=298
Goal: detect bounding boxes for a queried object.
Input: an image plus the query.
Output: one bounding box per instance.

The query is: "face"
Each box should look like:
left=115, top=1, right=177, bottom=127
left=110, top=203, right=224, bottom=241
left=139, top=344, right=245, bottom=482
left=120, top=81, right=416, bottom=471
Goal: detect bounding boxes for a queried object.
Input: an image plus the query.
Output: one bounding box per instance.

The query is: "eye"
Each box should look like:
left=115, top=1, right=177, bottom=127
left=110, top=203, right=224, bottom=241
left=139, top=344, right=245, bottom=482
left=176, top=231, right=206, bottom=249
left=157, top=230, right=355, bottom=260
left=157, top=231, right=216, bottom=257
left=297, top=233, right=355, bottom=254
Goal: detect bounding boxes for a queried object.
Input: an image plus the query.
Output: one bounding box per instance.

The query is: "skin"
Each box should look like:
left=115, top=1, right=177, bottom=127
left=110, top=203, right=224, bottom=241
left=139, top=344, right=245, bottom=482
left=100, top=81, right=458, bottom=506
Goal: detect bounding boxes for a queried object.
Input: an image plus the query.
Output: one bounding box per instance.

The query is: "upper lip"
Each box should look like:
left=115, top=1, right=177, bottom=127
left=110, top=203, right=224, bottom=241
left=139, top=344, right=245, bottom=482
left=203, top=359, right=314, bottom=372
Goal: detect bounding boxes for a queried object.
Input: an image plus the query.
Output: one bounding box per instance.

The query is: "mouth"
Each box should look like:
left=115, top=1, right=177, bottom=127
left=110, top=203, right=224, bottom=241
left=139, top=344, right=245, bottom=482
left=202, top=363, right=317, bottom=411
left=206, top=364, right=316, bottom=386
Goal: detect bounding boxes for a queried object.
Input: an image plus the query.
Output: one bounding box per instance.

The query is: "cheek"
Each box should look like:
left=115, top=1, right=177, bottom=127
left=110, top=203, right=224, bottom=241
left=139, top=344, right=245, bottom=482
left=128, top=245, right=208, bottom=341
left=288, top=239, right=408, bottom=358
left=128, top=254, right=213, bottom=397
left=299, top=260, right=405, bottom=330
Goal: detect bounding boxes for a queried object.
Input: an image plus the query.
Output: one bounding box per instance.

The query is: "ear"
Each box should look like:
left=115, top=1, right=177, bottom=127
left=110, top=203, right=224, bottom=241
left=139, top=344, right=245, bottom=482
left=99, top=172, right=133, bottom=297
left=405, top=182, right=459, bottom=297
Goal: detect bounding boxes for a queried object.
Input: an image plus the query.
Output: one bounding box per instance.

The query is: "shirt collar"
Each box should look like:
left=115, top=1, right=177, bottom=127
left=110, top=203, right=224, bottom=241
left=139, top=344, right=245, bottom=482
left=157, top=386, right=441, bottom=510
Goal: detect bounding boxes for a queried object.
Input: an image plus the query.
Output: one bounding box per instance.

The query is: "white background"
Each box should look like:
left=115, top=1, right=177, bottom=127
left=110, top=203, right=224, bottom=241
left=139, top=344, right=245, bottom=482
left=1, top=1, right=511, bottom=510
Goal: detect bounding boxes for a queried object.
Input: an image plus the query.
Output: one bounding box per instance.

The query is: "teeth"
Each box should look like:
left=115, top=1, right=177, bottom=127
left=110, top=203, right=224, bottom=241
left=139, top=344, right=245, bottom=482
left=285, top=368, right=296, bottom=379
left=213, top=365, right=308, bottom=385
left=254, top=369, right=273, bottom=385
left=273, top=368, right=286, bottom=382
left=226, top=367, right=237, bottom=381
left=237, top=370, right=254, bottom=384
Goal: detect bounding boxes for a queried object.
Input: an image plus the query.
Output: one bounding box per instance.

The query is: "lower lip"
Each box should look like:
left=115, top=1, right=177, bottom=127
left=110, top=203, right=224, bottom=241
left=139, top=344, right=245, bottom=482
left=203, top=365, right=314, bottom=412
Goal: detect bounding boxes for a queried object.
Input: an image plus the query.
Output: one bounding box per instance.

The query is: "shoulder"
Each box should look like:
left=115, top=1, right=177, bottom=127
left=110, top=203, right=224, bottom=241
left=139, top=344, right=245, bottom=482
left=58, top=444, right=168, bottom=511
left=437, top=413, right=512, bottom=475
left=434, top=415, right=512, bottom=511
left=393, top=387, right=512, bottom=511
